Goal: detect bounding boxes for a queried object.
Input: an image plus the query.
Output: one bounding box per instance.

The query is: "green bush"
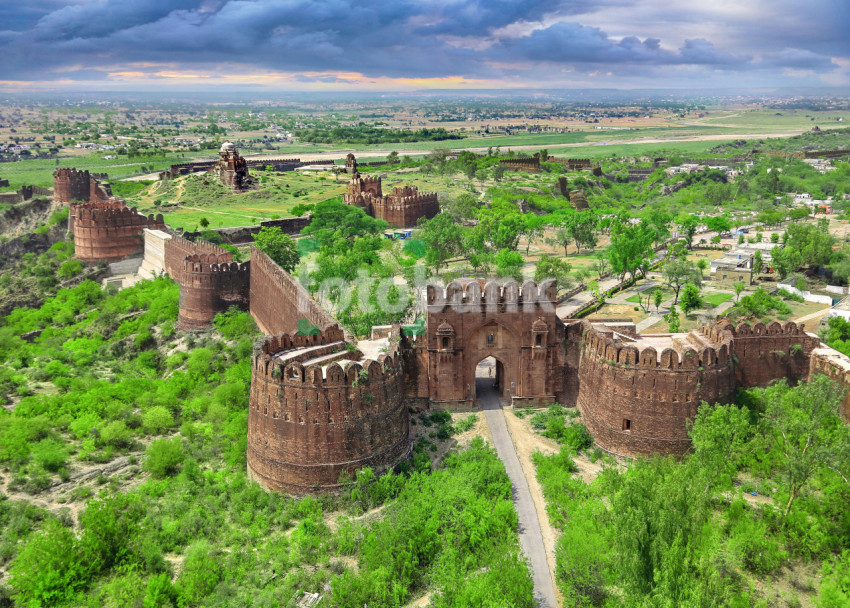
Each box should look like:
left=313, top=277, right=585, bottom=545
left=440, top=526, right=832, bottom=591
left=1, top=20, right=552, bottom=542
left=144, top=437, right=183, bottom=478
left=142, top=406, right=174, bottom=435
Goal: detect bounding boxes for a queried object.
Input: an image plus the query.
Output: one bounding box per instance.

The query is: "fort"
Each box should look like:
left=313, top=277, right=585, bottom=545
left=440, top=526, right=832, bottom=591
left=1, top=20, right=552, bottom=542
left=53, top=168, right=112, bottom=204
left=343, top=166, right=439, bottom=227
left=565, top=158, right=592, bottom=171
left=70, top=199, right=165, bottom=263
left=247, top=324, right=409, bottom=492
left=53, top=165, right=850, bottom=493
left=499, top=153, right=541, bottom=172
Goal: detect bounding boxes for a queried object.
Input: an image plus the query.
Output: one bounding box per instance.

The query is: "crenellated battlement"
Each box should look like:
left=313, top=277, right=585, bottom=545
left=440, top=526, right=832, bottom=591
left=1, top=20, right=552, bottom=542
left=344, top=175, right=438, bottom=227
left=581, top=323, right=729, bottom=372
left=54, top=167, right=112, bottom=205
left=71, top=198, right=165, bottom=263
left=499, top=154, right=542, bottom=172
left=426, top=278, right=557, bottom=308
left=248, top=325, right=409, bottom=493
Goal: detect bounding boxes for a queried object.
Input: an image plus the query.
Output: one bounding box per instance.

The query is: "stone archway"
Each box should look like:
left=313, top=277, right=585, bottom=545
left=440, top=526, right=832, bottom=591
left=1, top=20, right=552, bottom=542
left=466, top=320, right=519, bottom=403
left=474, top=355, right=507, bottom=401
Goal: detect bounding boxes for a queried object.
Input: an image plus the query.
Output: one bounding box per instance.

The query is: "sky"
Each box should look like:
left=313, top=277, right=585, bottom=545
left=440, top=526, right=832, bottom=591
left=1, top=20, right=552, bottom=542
left=0, top=0, right=849, bottom=92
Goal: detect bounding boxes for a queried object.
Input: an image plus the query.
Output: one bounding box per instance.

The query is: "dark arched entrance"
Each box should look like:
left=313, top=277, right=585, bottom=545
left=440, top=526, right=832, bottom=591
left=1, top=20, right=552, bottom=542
left=474, top=355, right=508, bottom=402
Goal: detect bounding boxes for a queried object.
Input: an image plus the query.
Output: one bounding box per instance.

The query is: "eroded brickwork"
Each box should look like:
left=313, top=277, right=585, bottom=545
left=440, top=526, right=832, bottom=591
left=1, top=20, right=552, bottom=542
left=54, top=168, right=111, bottom=205
left=247, top=325, right=410, bottom=492
left=217, top=142, right=250, bottom=191
left=343, top=174, right=439, bottom=227
left=574, top=320, right=822, bottom=457
left=499, top=153, right=541, bottom=172
left=71, top=199, right=165, bottom=263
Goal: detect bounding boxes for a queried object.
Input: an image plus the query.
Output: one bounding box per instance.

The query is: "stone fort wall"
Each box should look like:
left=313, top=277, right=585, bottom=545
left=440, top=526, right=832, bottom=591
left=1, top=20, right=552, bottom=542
left=247, top=325, right=410, bottom=492
left=344, top=176, right=439, bottom=227
left=71, top=200, right=165, bottom=263
left=408, top=279, right=566, bottom=409
left=54, top=168, right=111, bottom=205
left=177, top=255, right=251, bottom=331
left=249, top=246, right=342, bottom=337
left=575, top=320, right=824, bottom=457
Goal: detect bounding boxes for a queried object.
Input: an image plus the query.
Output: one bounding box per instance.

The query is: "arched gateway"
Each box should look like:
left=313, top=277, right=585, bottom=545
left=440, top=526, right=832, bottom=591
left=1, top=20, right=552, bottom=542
left=416, top=279, right=567, bottom=408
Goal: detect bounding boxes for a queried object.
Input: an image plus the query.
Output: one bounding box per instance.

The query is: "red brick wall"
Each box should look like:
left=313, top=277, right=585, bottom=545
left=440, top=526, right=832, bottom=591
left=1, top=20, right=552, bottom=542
left=576, top=323, right=736, bottom=457
left=164, top=235, right=233, bottom=282
left=409, top=279, right=565, bottom=408
left=574, top=320, right=825, bottom=458
left=247, top=326, right=410, bottom=493
left=72, top=200, right=165, bottom=263
left=248, top=246, right=341, bottom=336
left=177, top=255, right=251, bottom=330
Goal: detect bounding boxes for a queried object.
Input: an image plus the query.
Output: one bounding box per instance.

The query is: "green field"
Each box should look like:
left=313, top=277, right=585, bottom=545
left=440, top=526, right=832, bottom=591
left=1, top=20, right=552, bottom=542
left=701, top=292, right=734, bottom=307
left=128, top=171, right=348, bottom=231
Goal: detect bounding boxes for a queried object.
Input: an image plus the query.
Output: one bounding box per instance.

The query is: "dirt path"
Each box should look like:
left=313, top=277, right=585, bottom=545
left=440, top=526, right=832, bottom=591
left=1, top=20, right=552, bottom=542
left=477, top=379, right=558, bottom=608
left=502, top=410, right=562, bottom=607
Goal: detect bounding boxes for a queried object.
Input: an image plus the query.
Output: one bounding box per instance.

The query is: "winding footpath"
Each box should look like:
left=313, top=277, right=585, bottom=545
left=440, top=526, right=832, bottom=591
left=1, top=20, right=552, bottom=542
left=476, top=379, right=558, bottom=608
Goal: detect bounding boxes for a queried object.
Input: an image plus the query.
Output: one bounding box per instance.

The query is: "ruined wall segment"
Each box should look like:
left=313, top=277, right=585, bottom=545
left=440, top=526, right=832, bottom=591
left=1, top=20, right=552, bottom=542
left=499, top=153, right=541, bottom=172
left=217, top=142, right=250, bottom=191
left=247, top=326, right=410, bottom=493
left=54, top=168, right=111, bottom=206
left=343, top=174, right=439, bottom=227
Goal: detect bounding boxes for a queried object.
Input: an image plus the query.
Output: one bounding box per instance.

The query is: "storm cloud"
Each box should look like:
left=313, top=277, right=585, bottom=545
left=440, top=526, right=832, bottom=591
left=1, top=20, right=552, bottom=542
left=0, top=0, right=847, bottom=88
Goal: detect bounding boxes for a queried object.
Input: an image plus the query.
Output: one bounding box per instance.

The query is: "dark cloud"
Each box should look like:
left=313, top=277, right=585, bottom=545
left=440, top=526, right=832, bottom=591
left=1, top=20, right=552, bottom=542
left=0, top=0, right=845, bottom=86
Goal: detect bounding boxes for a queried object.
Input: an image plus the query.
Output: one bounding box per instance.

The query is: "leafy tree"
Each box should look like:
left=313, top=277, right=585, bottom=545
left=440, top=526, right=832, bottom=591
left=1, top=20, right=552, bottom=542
left=690, top=404, right=753, bottom=492
left=494, top=249, right=523, bottom=281
left=534, top=255, right=573, bottom=295
left=418, top=213, right=464, bottom=274
left=733, top=280, right=746, bottom=302
left=653, top=288, right=663, bottom=312
left=302, top=199, right=388, bottom=248
left=663, top=258, right=701, bottom=304
left=386, top=150, right=399, bottom=164
left=677, top=215, right=699, bottom=248
left=253, top=226, right=300, bottom=273
left=521, top=214, right=547, bottom=254
left=443, top=192, right=478, bottom=222
left=563, top=209, right=598, bottom=254
left=726, top=288, right=791, bottom=319
left=755, top=376, right=850, bottom=517
left=477, top=201, right=525, bottom=251
left=704, top=215, right=732, bottom=234
left=198, top=217, right=209, bottom=229
left=680, top=283, right=702, bottom=315
left=609, top=221, right=655, bottom=283
left=493, top=164, right=505, bottom=182
left=664, top=304, right=681, bottom=332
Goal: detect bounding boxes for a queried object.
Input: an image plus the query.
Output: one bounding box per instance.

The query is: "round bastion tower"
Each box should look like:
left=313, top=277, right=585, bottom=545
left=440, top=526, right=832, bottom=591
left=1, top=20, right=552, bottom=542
left=247, top=325, right=410, bottom=493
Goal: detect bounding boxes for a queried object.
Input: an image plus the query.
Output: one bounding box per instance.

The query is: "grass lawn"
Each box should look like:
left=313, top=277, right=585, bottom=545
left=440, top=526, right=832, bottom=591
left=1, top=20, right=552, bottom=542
left=701, top=292, right=734, bottom=308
